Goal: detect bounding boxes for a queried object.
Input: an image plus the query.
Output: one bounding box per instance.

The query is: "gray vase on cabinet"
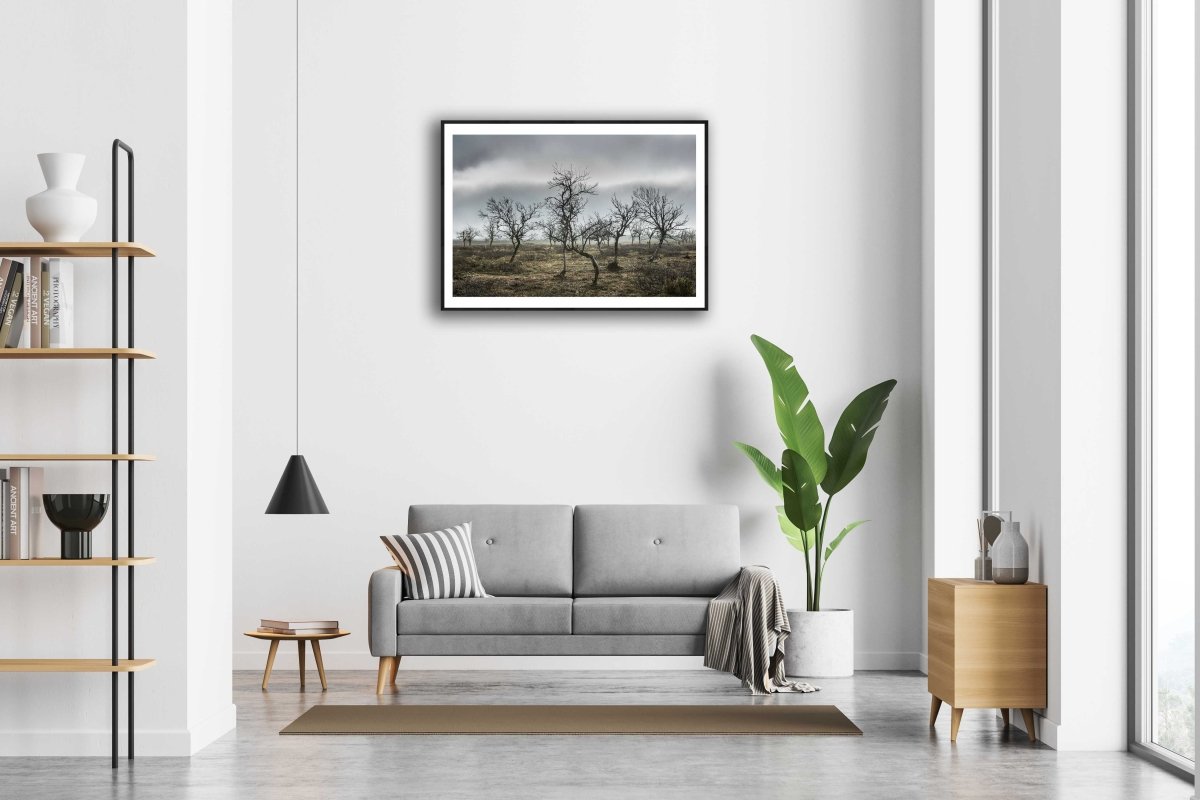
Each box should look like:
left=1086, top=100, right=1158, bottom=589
left=991, top=521, right=1029, bottom=584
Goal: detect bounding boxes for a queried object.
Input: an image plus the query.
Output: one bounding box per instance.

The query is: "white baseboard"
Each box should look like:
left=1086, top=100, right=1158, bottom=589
left=234, top=650, right=708, bottom=671
left=918, top=652, right=929, bottom=675
left=1005, top=709, right=1058, bottom=750
left=854, top=651, right=923, bottom=671
left=234, top=649, right=924, bottom=672
left=0, top=703, right=236, bottom=757
left=188, top=703, right=237, bottom=755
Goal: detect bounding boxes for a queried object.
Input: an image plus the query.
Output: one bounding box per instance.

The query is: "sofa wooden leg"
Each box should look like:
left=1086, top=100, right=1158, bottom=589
left=376, top=657, right=397, bottom=694
left=389, top=655, right=400, bottom=686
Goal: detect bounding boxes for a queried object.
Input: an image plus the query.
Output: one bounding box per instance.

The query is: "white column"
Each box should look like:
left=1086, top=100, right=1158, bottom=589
left=1057, top=0, right=1128, bottom=751
left=920, top=0, right=985, bottom=672
left=184, top=0, right=236, bottom=753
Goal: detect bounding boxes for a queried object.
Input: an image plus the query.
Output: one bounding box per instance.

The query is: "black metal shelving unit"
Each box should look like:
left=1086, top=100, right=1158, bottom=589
left=0, top=139, right=156, bottom=769
left=111, top=138, right=138, bottom=769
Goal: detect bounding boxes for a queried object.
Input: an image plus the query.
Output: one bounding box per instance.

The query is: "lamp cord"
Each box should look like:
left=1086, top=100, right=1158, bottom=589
left=295, top=0, right=301, bottom=456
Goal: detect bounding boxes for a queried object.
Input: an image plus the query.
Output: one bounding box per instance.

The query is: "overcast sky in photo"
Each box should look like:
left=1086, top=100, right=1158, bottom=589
left=450, top=133, right=697, bottom=237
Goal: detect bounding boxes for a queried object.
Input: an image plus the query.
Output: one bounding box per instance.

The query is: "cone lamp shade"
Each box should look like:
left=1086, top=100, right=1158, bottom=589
left=265, top=0, right=329, bottom=516
left=265, top=455, right=329, bottom=515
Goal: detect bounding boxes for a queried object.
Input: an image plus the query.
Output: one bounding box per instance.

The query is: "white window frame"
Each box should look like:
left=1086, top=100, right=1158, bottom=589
left=1129, top=0, right=1196, bottom=779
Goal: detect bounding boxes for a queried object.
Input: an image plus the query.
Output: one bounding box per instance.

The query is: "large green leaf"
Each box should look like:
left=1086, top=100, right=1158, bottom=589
left=821, top=379, right=897, bottom=496
left=823, top=520, right=868, bottom=561
left=781, top=448, right=822, bottom=534
left=734, top=442, right=782, bottom=497
left=777, top=505, right=814, bottom=552
left=751, top=335, right=827, bottom=483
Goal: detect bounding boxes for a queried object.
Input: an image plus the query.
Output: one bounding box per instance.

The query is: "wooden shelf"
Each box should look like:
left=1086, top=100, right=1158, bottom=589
left=0, top=557, right=156, bottom=567
left=0, top=453, right=155, bottom=462
left=0, top=242, right=155, bottom=258
left=0, top=348, right=156, bottom=360
left=0, top=659, right=156, bottom=673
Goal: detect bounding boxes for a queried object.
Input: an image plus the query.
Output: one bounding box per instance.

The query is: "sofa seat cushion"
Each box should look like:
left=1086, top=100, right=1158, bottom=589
left=572, top=596, right=711, bottom=635
left=397, top=597, right=572, bottom=636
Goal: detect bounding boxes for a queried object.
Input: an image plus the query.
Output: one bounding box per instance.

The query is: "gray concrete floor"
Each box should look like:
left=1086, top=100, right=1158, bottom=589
left=0, top=669, right=1192, bottom=799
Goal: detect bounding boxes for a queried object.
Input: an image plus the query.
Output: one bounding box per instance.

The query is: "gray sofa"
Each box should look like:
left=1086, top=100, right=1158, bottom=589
left=368, top=504, right=740, bottom=692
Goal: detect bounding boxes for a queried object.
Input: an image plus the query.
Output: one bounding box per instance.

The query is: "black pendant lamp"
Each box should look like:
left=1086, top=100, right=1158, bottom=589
left=266, top=0, right=328, bottom=515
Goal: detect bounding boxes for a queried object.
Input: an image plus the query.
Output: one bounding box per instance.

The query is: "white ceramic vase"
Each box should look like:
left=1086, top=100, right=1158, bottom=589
left=991, top=520, right=1030, bottom=584
left=26, top=153, right=97, bottom=242
left=784, top=608, right=854, bottom=677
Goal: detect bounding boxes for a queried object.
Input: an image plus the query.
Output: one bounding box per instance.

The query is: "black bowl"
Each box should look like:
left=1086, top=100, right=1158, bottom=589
left=42, top=494, right=110, bottom=533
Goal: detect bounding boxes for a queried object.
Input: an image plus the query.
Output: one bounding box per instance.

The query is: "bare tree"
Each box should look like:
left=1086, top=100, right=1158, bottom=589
left=678, top=228, right=697, bottom=246
left=477, top=211, right=499, bottom=249
left=607, top=195, right=638, bottom=268
left=482, top=196, right=544, bottom=264
left=633, top=186, right=688, bottom=261
left=629, top=220, right=648, bottom=246
left=457, top=226, right=479, bottom=248
left=539, top=218, right=562, bottom=246
left=544, top=164, right=600, bottom=284
left=582, top=211, right=611, bottom=253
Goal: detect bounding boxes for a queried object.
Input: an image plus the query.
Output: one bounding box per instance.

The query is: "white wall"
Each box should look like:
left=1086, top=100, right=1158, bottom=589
left=0, top=0, right=233, bottom=756
left=995, top=0, right=1064, bottom=741
left=991, top=0, right=1127, bottom=750
left=233, top=0, right=926, bottom=671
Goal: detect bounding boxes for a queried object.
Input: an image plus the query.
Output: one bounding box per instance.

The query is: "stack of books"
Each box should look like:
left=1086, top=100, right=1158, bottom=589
left=258, top=618, right=339, bottom=635
left=0, top=468, right=45, bottom=559
left=0, top=257, right=75, bottom=349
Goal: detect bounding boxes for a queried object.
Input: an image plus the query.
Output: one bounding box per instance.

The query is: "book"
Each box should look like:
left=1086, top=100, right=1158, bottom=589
left=40, top=258, right=50, bottom=347
left=25, top=469, right=44, bottom=558
left=257, top=626, right=339, bottom=635
left=1, top=262, right=24, bottom=348
left=5, top=468, right=42, bottom=560
left=0, top=471, right=7, bottom=560
left=0, top=260, right=21, bottom=346
left=259, top=619, right=339, bottom=630
left=48, top=259, right=73, bottom=348
left=0, top=260, right=12, bottom=326
left=22, top=258, right=41, bottom=348
left=3, top=468, right=20, bottom=559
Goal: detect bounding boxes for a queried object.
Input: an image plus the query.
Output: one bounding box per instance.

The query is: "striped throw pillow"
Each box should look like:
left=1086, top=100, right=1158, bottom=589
left=380, top=523, right=489, bottom=600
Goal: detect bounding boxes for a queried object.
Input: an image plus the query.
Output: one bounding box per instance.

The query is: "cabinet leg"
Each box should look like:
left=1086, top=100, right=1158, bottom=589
left=261, top=640, right=279, bottom=690
left=298, top=640, right=306, bottom=690
left=312, top=640, right=328, bottom=690
left=1020, top=708, right=1037, bottom=743
left=929, top=695, right=943, bottom=726
left=950, top=707, right=964, bottom=742
left=377, top=656, right=397, bottom=694
left=1001, top=708, right=1010, bottom=729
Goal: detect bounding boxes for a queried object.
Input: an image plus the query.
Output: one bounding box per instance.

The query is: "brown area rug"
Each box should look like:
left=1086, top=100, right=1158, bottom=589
left=280, top=704, right=862, bottom=736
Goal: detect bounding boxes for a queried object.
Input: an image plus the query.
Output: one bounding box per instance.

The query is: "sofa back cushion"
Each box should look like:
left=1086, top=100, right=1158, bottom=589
left=573, top=505, right=740, bottom=597
left=408, top=505, right=573, bottom=597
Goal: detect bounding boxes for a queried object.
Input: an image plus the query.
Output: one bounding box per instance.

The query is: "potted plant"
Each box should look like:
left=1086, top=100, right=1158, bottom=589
left=735, top=334, right=896, bottom=677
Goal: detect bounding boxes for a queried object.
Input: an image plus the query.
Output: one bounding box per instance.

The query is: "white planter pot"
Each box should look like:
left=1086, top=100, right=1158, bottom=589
left=26, top=153, right=97, bottom=242
left=784, top=608, right=854, bottom=677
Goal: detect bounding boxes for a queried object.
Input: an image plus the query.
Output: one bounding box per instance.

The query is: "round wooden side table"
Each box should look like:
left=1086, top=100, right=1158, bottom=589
left=243, top=630, right=350, bottom=691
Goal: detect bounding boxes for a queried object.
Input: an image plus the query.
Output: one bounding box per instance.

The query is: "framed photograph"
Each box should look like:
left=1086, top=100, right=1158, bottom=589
left=442, top=120, right=707, bottom=310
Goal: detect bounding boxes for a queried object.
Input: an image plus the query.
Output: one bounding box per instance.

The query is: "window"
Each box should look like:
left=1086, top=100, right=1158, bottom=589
left=1132, top=0, right=1196, bottom=774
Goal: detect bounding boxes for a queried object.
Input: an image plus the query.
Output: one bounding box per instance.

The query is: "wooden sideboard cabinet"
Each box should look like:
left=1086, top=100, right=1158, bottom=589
left=927, top=578, right=1047, bottom=742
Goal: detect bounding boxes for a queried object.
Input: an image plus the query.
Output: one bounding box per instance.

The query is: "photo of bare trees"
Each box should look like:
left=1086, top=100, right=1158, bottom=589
left=442, top=121, right=706, bottom=310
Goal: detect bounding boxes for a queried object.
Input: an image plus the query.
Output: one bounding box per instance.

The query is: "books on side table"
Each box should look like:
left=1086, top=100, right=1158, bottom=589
left=0, top=257, right=74, bottom=349
left=258, top=619, right=339, bottom=635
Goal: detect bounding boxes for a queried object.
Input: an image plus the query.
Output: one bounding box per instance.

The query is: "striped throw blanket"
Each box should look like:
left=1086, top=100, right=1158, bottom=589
left=704, top=566, right=818, bottom=695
